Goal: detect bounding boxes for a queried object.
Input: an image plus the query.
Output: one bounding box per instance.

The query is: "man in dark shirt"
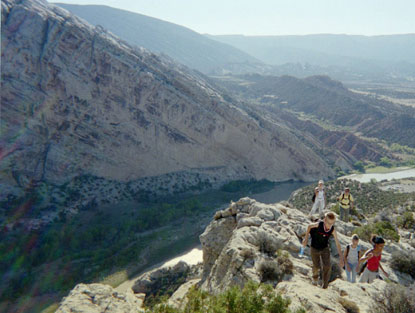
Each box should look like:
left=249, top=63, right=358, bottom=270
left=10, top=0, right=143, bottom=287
left=302, top=212, right=344, bottom=288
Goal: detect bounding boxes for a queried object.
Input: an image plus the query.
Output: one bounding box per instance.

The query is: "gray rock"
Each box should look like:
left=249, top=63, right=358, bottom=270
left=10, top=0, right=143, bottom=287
left=56, top=283, right=143, bottom=313
left=237, top=216, right=263, bottom=228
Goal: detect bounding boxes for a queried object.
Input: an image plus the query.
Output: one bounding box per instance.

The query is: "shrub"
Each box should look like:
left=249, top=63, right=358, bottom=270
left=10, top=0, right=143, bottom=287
left=174, top=281, right=306, bottom=313
left=258, top=260, right=283, bottom=282
left=353, top=221, right=400, bottom=242
left=391, top=250, right=415, bottom=279
left=258, top=233, right=281, bottom=257
left=369, top=284, right=415, bottom=313
left=338, top=297, right=360, bottom=313
left=240, top=248, right=256, bottom=260
left=275, top=250, right=294, bottom=276
left=396, top=211, right=415, bottom=229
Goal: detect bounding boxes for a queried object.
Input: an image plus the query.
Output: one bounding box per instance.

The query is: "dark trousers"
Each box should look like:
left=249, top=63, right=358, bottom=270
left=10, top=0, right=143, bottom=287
left=311, top=246, right=331, bottom=288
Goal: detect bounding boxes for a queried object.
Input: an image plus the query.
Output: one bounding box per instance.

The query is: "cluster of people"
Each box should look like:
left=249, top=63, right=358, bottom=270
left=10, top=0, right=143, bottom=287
left=309, top=180, right=354, bottom=222
left=301, top=180, right=389, bottom=289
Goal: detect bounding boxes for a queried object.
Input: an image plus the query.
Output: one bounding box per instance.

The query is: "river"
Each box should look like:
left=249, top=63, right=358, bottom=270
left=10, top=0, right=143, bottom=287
left=340, top=167, right=415, bottom=183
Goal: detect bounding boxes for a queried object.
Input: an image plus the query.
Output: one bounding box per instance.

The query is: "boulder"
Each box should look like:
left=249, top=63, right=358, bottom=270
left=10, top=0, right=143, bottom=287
left=56, top=283, right=143, bottom=313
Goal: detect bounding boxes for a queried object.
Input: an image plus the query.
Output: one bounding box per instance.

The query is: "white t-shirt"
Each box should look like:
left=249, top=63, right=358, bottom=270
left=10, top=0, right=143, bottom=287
left=317, top=188, right=324, bottom=200
left=347, top=245, right=360, bottom=264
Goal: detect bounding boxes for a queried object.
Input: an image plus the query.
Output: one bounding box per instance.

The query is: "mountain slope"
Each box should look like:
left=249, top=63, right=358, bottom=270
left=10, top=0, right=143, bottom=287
left=54, top=3, right=264, bottom=74
left=214, top=74, right=415, bottom=148
left=1, top=0, right=334, bottom=202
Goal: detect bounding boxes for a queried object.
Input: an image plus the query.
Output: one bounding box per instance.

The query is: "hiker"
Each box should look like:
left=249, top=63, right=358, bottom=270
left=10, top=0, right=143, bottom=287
left=302, top=212, right=344, bottom=289
left=337, top=187, right=354, bottom=222
left=343, top=234, right=362, bottom=283
left=359, top=235, right=389, bottom=283
left=310, top=180, right=325, bottom=217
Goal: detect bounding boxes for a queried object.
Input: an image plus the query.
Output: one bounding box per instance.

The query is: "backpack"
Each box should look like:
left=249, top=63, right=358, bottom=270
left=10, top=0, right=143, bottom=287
left=339, top=192, right=351, bottom=205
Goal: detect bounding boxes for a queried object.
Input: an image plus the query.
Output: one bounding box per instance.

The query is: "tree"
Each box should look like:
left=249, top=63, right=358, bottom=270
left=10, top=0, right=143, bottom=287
left=354, top=161, right=365, bottom=173
left=380, top=157, right=392, bottom=168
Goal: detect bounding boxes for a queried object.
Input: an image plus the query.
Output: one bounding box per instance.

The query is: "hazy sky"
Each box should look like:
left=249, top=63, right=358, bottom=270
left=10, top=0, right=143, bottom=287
left=52, top=0, right=415, bottom=36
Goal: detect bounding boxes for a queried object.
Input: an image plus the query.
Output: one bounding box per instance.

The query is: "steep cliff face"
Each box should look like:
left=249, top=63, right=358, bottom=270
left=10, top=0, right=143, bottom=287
left=1, top=0, right=333, bottom=200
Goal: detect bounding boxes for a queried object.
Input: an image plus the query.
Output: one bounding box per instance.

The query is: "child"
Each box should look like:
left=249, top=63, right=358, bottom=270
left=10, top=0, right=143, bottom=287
left=359, top=235, right=389, bottom=283
left=343, top=234, right=361, bottom=283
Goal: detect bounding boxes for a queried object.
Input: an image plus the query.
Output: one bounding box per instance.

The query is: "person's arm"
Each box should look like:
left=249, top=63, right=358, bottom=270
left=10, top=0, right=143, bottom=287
left=379, top=263, right=389, bottom=277
left=302, top=223, right=318, bottom=247
left=360, top=249, right=373, bottom=262
left=343, top=247, right=351, bottom=271
left=350, top=195, right=354, bottom=209
left=332, top=230, right=344, bottom=267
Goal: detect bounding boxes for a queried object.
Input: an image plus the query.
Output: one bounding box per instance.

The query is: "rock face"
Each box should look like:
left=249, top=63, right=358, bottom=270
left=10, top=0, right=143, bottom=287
left=55, top=3, right=266, bottom=75
left=199, top=197, right=415, bottom=312
left=1, top=0, right=332, bottom=202
left=56, top=283, right=144, bottom=313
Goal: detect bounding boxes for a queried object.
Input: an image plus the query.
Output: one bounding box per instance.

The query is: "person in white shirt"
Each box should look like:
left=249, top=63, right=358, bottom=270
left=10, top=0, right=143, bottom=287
left=310, top=180, right=325, bottom=217
left=343, top=234, right=362, bottom=283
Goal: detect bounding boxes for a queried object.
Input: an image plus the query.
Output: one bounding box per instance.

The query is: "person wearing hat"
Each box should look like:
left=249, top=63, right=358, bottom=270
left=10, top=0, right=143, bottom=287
left=310, top=180, right=325, bottom=217
left=337, top=187, right=354, bottom=222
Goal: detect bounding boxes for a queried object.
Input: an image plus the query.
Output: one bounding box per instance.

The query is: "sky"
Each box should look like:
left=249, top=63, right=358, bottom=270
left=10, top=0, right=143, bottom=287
left=52, top=0, right=415, bottom=36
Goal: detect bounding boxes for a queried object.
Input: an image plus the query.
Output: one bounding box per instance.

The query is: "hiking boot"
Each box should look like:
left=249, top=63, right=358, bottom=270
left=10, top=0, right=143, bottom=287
left=312, top=280, right=319, bottom=286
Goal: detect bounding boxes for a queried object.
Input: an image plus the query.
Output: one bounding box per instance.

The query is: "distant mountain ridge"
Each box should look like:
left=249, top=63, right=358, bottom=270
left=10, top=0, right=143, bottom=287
left=208, top=34, right=415, bottom=82
left=54, top=3, right=266, bottom=74
left=208, top=34, right=415, bottom=65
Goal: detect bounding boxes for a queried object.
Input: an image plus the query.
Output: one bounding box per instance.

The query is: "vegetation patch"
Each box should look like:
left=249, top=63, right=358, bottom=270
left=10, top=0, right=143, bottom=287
left=391, top=250, right=415, bottom=279
left=289, top=178, right=415, bottom=217
left=148, top=281, right=306, bottom=313
left=353, top=221, right=400, bottom=242
left=369, top=284, right=415, bottom=313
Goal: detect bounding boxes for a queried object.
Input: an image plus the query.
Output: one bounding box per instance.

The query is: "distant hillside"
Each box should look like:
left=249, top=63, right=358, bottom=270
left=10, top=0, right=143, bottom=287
left=208, top=34, right=415, bottom=82
left=209, top=34, right=415, bottom=65
left=214, top=74, right=415, bottom=149
left=55, top=3, right=265, bottom=74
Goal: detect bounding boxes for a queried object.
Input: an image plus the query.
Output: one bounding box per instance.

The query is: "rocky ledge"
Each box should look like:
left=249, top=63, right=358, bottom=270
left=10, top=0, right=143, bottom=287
left=56, top=198, right=415, bottom=312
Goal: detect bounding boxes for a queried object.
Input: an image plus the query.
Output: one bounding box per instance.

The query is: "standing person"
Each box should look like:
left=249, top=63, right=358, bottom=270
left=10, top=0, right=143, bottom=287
left=359, top=235, right=389, bottom=283
left=337, top=187, right=354, bottom=222
left=302, top=212, right=344, bottom=289
left=344, top=234, right=362, bottom=283
left=310, top=180, right=325, bottom=217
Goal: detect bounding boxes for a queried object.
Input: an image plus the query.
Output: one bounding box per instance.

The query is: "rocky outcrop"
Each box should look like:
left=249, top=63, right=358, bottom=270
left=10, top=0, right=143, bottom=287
left=56, top=197, right=415, bottom=312
left=1, top=0, right=332, bottom=205
left=132, top=261, right=190, bottom=295
left=199, top=197, right=415, bottom=312
left=56, top=283, right=144, bottom=313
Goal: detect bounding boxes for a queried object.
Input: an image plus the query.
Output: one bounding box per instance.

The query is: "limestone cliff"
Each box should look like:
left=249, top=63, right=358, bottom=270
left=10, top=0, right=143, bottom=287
left=1, top=0, right=332, bottom=203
